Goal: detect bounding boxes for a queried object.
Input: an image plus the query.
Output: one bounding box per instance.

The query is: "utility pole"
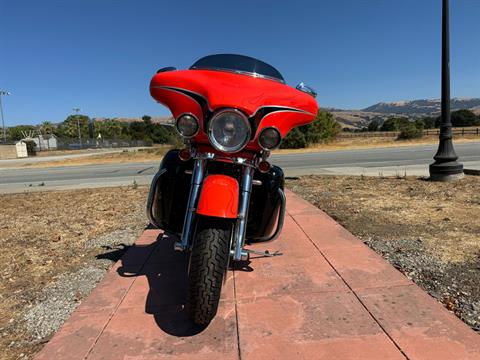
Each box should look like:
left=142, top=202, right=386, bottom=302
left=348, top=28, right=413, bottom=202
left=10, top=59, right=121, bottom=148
left=73, top=107, right=82, bottom=148
left=0, top=90, right=11, bottom=143
left=429, top=0, right=463, bottom=181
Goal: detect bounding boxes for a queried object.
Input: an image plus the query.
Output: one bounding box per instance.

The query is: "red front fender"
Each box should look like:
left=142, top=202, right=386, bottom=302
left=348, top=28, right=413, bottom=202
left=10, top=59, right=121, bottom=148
left=197, top=175, right=239, bottom=219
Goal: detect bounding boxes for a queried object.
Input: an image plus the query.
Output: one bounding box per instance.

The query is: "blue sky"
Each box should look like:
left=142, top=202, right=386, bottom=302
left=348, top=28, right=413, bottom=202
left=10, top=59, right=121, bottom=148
left=1, top=0, right=479, bottom=125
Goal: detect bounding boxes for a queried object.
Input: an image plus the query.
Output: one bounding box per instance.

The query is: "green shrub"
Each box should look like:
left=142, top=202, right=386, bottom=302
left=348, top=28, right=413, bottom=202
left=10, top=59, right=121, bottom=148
left=24, top=140, right=37, bottom=156
left=280, top=128, right=307, bottom=149
left=397, top=122, right=423, bottom=140
left=280, top=110, right=341, bottom=149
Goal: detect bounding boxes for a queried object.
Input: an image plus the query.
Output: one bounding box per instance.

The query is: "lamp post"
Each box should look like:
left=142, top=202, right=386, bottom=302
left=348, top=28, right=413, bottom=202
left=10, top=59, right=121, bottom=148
left=429, top=0, right=463, bottom=181
left=0, top=90, right=11, bottom=143
left=73, top=107, right=82, bottom=148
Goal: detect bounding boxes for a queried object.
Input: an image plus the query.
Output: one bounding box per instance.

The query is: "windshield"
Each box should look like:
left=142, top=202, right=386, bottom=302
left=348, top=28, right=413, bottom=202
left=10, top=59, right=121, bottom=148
left=190, top=54, right=285, bottom=83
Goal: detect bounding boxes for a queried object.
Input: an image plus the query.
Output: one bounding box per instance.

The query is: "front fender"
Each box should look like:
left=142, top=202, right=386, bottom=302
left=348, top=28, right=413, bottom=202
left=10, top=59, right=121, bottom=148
left=197, top=175, right=239, bottom=219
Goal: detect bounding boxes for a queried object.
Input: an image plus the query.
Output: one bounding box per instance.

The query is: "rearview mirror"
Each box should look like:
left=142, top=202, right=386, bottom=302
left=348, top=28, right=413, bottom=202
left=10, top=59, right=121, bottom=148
left=295, top=82, right=317, bottom=98
left=156, top=66, right=177, bottom=73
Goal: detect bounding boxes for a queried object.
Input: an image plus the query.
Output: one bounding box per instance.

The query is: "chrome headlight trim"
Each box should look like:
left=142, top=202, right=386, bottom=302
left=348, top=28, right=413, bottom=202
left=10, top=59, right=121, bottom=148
left=258, top=126, right=282, bottom=150
left=208, top=109, right=251, bottom=153
left=175, top=113, right=199, bottom=138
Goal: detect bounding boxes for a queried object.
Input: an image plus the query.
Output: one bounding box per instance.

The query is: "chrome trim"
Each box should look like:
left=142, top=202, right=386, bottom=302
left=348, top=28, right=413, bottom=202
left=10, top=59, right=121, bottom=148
left=233, top=166, right=254, bottom=261
left=190, top=66, right=285, bottom=84
left=251, top=105, right=315, bottom=118
left=258, top=126, right=282, bottom=151
left=175, top=112, right=200, bottom=138
left=295, top=82, right=317, bottom=98
left=208, top=108, right=252, bottom=153
left=146, top=168, right=167, bottom=228
left=194, top=152, right=257, bottom=168
left=176, top=158, right=206, bottom=251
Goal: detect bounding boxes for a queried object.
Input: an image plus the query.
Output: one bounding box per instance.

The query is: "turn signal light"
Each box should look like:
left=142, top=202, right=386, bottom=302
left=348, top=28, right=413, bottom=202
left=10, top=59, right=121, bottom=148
left=179, top=148, right=192, bottom=161
left=258, top=160, right=271, bottom=173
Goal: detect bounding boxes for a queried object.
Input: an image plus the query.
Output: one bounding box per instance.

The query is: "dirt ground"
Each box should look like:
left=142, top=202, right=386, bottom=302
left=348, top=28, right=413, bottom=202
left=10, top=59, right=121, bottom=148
left=287, top=175, right=480, bottom=332
left=0, top=186, right=149, bottom=360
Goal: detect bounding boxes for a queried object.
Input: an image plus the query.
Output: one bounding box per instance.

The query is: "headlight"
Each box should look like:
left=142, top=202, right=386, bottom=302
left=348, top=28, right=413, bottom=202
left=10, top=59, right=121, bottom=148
left=208, top=109, right=251, bottom=152
left=176, top=114, right=199, bottom=137
left=258, top=127, right=281, bottom=150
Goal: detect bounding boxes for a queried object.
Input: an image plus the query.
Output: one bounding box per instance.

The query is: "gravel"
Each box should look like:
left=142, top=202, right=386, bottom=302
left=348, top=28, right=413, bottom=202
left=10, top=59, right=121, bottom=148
left=365, top=237, right=480, bottom=332
left=23, top=227, right=140, bottom=342
left=85, top=228, right=140, bottom=249
left=23, top=266, right=106, bottom=340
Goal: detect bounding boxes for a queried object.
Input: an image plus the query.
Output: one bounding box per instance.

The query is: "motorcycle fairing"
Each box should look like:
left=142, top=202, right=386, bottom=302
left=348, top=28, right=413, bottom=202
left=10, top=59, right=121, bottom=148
left=150, top=69, right=318, bottom=150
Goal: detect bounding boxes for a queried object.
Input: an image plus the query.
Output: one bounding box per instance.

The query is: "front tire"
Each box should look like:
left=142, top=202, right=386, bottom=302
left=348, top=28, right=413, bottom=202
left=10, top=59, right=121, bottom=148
left=186, top=216, right=232, bottom=325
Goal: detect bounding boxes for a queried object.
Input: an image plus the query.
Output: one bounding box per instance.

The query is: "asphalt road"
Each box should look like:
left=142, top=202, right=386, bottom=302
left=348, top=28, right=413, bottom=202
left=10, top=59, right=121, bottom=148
left=1, top=142, right=479, bottom=193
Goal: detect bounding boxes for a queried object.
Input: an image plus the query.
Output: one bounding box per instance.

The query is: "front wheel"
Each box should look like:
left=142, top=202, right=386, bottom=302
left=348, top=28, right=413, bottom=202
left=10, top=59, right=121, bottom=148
left=186, top=216, right=233, bottom=324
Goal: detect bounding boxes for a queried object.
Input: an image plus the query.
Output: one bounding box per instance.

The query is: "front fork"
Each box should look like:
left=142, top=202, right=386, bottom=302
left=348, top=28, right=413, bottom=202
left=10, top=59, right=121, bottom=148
left=233, top=166, right=254, bottom=260
left=174, top=158, right=206, bottom=251
left=175, top=157, right=254, bottom=261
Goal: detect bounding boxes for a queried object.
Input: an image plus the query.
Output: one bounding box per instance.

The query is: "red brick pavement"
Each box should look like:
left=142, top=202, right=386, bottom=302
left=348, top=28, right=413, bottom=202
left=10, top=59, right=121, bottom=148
left=35, top=190, right=480, bottom=360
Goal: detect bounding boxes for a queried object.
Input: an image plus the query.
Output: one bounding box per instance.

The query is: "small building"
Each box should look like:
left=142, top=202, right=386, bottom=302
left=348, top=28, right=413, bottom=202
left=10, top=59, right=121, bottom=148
left=34, top=134, right=58, bottom=151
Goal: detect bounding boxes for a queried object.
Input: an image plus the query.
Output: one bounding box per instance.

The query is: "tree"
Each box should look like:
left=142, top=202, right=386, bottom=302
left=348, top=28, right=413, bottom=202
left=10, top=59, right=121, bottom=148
left=280, top=110, right=341, bottom=148
left=280, top=128, right=307, bottom=149
left=368, top=119, right=381, bottom=132
left=55, top=114, right=90, bottom=138
left=380, top=117, right=410, bottom=131
left=450, top=109, right=480, bottom=127
left=94, top=119, right=126, bottom=139
left=39, top=121, right=54, bottom=135
left=422, top=117, right=436, bottom=129
left=142, top=115, right=152, bottom=125
left=380, top=118, right=400, bottom=131
left=397, top=122, right=423, bottom=140
left=6, top=125, right=36, bottom=141
left=414, top=119, right=425, bottom=129
left=303, top=110, right=341, bottom=144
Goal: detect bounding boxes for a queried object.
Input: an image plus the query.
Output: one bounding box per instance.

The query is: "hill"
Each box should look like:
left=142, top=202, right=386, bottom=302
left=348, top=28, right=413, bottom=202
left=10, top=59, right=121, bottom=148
left=329, top=98, right=480, bottom=129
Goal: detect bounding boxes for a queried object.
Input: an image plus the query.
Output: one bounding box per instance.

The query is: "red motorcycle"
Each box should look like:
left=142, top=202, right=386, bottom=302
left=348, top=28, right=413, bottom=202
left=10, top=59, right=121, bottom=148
left=147, top=54, right=318, bottom=324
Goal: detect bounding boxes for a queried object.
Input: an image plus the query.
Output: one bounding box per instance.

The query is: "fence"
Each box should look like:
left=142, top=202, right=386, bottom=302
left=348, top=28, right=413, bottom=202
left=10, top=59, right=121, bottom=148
left=38, top=138, right=148, bottom=151
left=339, top=127, right=480, bottom=138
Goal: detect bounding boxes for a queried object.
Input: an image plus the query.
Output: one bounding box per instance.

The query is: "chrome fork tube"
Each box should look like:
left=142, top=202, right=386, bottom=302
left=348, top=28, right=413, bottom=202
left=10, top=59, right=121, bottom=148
left=175, top=158, right=206, bottom=251
left=233, top=166, right=254, bottom=260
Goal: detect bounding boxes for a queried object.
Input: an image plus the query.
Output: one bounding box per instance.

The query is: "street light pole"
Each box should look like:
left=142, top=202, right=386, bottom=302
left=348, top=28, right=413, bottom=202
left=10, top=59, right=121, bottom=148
left=73, top=107, right=82, bottom=148
left=0, top=90, right=11, bottom=143
left=429, top=0, right=463, bottom=181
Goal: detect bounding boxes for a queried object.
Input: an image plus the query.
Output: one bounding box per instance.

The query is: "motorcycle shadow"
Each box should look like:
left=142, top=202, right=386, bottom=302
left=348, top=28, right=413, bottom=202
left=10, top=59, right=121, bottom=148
left=113, top=233, right=208, bottom=337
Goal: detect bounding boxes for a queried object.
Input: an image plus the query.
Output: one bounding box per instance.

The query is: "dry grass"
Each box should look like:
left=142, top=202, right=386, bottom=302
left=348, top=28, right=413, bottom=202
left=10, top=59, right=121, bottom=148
left=273, top=135, right=480, bottom=154
left=287, top=175, right=480, bottom=263
left=0, top=186, right=149, bottom=360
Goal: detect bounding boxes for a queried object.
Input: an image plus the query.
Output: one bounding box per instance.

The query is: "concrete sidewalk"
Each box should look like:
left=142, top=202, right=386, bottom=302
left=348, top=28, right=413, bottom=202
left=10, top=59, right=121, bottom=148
left=35, top=190, right=480, bottom=360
